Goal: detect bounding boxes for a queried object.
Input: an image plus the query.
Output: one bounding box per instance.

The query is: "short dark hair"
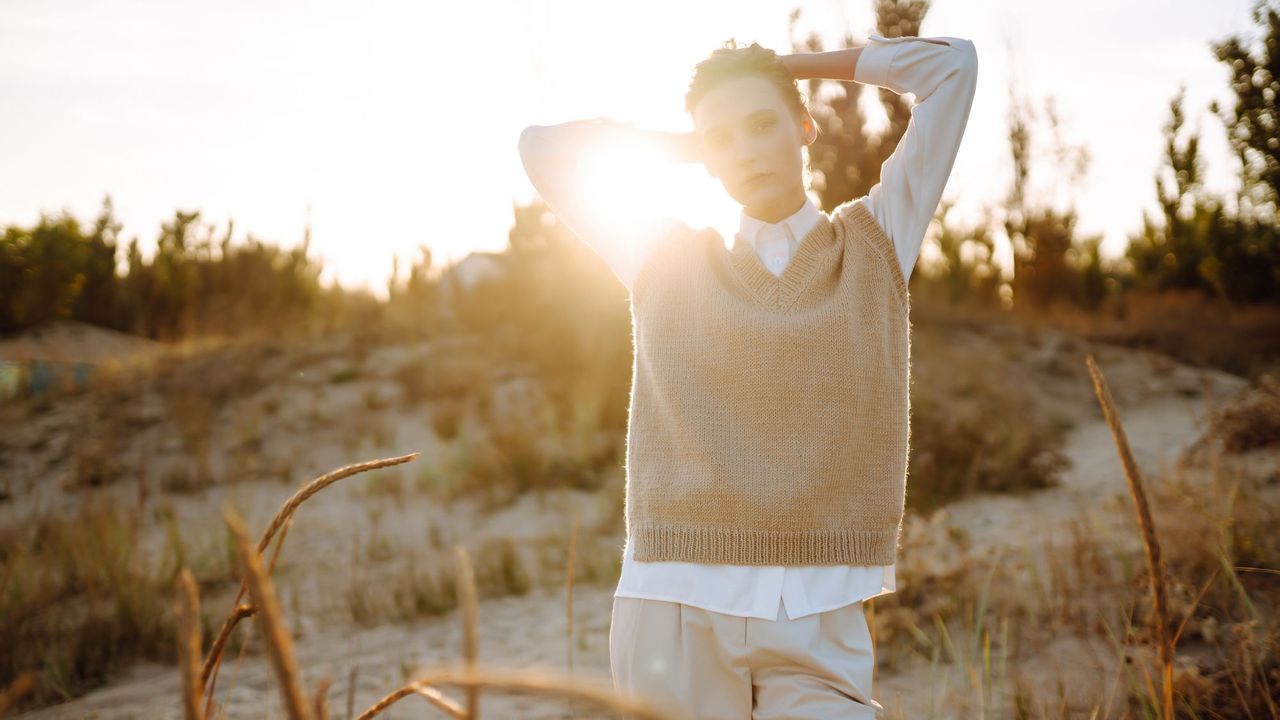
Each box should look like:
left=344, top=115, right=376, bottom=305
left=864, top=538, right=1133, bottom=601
left=684, top=40, right=809, bottom=123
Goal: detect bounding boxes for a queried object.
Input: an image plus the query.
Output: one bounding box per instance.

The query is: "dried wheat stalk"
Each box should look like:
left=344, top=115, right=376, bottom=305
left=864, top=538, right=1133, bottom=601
left=209, top=515, right=294, bottom=717
left=200, top=453, right=419, bottom=699
left=355, top=665, right=677, bottom=720
left=174, top=569, right=205, bottom=720
left=345, top=665, right=359, bottom=720
left=565, top=506, right=580, bottom=718
left=455, top=546, right=480, bottom=719
left=225, top=507, right=312, bottom=720
left=312, top=675, right=332, bottom=720
left=1086, top=353, right=1172, bottom=719
left=201, top=603, right=254, bottom=702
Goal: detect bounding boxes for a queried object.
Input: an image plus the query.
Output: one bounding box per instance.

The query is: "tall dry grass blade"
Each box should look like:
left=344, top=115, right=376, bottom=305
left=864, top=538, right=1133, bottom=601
left=224, top=506, right=312, bottom=720
left=455, top=545, right=480, bottom=719
left=1097, top=591, right=1145, bottom=717
left=312, top=675, right=332, bottom=720
left=200, top=454, right=418, bottom=699
left=357, top=682, right=466, bottom=719
left=1234, top=566, right=1280, bottom=576
left=1171, top=567, right=1220, bottom=647
left=346, top=665, right=359, bottom=720
left=1085, top=353, right=1173, bottom=720
left=354, top=665, right=678, bottom=720
left=355, top=676, right=465, bottom=717
left=566, top=507, right=578, bottom=671
left=209, top=515, right=295, bottom=718
left=200, top=603, right=254, bottom=720
left=412, top=685, right=468, bottom=718
left=0, top=671, right=35, bottom=718
left=267, top=515, right=294, bottom=573
left=255, top=454, right=418, bottom=557
left=174, top=568, right=205, bottom=720
left=565, top=506, right=579, bottom=719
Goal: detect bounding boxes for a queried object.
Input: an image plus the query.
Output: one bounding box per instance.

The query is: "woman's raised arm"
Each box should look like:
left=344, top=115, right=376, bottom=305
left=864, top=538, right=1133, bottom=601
left=517, top=118, right=701, bottom=292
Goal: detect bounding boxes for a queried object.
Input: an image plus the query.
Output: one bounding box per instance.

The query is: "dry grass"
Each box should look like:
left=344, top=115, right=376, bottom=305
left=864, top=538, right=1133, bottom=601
left=0, top=673, right=35, bottom=717
left=1040, top=287, right=1280, bottom=379
left=198, top=453, right=420, bottom=715
left=160, top=453, right=681, bottom=720
left=174, top=569, right=205, bottom=720
left=907, top=324, right=1073, bottom=512
left=344, top=526, right=672, bottom=720
left=10, top=440, right=660, bottom=712
left=872, top=510, right=1273, bottom=717
left=181, top=409, right=1258, bottom=719
left=5, top=301, right=1277, bottom=717
left=865, top=361, right=1280, bottom=718
left=0, top=494, right=196, bottom=706
left=431, top=397, right=468, bottom=440
left=1200, top=372, right=1280, bottom=453
left=1087, top=352, right=1173, bottom=718
left=225, top=508, right=311, bottom=719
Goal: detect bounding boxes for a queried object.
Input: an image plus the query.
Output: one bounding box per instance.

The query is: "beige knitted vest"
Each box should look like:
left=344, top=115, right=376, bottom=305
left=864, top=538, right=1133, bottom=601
left=624, top=197, right=911, bottom=566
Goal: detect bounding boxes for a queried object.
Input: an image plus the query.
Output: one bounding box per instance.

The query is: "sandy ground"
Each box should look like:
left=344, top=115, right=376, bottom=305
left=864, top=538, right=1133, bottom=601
left=6, top=322, right=1265, bottom=719
left=16, top=582, right=622, bottom=719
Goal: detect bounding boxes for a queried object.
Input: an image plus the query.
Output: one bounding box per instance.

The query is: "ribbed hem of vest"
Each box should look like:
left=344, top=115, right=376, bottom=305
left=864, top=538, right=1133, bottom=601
left=629, top=524, right=899, bottom=566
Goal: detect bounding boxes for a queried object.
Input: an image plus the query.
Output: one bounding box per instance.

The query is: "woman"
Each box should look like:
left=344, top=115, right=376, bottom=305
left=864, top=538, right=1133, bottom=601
left=518, top=31, right=977, bottom=719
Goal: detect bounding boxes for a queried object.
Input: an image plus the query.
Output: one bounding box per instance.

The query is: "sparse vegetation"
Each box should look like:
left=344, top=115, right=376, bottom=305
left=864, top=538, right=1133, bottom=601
left=0, top=497, right=223, bottom=706
left=3, top=3, right=1280, bottom=716
left=3, top=277, right=1277, bottom=717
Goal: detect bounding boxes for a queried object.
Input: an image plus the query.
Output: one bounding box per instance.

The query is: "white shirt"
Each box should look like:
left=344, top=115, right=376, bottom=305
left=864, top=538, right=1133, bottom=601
left=517, top=33, right=978, bottom=620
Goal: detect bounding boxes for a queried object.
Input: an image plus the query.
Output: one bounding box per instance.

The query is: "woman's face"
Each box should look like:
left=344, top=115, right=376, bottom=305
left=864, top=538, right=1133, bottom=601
left=692, top=75, right=816, bottom=222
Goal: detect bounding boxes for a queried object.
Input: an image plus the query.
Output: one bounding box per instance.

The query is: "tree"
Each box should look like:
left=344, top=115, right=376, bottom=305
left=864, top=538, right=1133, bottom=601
left=789, top=0, right=932, bottom=211
left=1212, top=0, right=1280, bottom=224
left=0, top=197, right=125, bottom=333
left=1003, top=86, right=1108, bottom=311
left=1208, top=0, right=1280, bottom=303
left=0, top=196, right=329, bottom=338
left=916, top=200, right=1003, bottom=306
left=1125, top=87, right=1233, bottom=300
left=1126, top=80, right=1280, bottom=305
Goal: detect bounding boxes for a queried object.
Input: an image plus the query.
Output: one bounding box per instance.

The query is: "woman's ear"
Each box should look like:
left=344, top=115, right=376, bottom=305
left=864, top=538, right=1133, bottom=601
left=801, top=114, right=818, bottom=145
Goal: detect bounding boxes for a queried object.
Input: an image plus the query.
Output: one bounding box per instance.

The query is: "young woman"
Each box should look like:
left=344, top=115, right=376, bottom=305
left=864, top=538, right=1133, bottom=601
left=518, top=31, right=977, bottom=719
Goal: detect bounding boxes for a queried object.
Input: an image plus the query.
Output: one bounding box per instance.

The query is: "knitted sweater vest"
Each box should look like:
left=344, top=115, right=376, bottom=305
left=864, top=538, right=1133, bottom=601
left=624, top=198, right=911, bottom=566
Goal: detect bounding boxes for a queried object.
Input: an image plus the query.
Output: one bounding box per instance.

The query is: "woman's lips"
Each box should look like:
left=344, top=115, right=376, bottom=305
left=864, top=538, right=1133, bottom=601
left=746, top=173, right=771, bottom=186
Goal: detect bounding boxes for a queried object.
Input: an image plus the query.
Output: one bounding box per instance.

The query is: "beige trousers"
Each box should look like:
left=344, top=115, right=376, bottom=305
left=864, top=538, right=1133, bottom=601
left=609, top=596, right=882, bottom=719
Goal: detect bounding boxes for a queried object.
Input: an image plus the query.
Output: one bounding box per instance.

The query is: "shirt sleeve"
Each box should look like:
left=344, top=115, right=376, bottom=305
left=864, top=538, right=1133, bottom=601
left=853, top=35, right=978, bottom=283
left=517, top=118, right=682, bottom=293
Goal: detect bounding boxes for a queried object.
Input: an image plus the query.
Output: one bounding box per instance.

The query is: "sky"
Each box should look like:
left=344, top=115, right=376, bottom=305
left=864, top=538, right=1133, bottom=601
left=0, top=0, right=1262, bottom=295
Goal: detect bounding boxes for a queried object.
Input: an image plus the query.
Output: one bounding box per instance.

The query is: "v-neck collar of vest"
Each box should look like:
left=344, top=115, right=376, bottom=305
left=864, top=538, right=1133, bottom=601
left=727, top=210, right=838, bottom=312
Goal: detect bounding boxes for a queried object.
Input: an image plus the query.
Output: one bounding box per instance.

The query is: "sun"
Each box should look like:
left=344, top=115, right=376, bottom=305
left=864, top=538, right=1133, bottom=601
left=571, top=129, right=683, bottom=231
left=568, top=126, right=739, bottom=252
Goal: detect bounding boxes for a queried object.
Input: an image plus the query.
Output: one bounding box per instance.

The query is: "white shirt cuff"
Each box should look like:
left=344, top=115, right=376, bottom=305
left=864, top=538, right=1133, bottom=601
left=853, top=34, right=900, bottom=88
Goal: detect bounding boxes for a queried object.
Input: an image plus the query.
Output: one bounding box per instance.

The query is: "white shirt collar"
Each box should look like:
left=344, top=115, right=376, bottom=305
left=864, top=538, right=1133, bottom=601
left=738, top=196, right=823, bottom=250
